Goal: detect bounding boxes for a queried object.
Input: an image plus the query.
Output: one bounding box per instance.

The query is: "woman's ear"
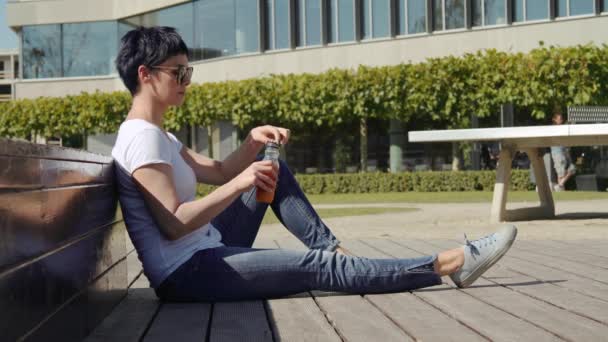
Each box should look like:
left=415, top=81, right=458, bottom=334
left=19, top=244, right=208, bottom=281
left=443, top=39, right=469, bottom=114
left=138, top=65, right=151, bottom=84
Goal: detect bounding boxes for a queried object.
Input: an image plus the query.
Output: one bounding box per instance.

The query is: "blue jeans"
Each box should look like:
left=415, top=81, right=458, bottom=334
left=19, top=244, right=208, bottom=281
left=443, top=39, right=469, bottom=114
left=155, top=160, right=442, bottom=301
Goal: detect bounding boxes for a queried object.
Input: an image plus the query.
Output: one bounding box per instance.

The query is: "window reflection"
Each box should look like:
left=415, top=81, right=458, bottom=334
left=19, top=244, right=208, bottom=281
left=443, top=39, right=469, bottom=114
left=472, top=0, right=483, bottom=26
left=63, top=21, right=117, bottom=77
left=328, top=0, right=355, bottom=43
left=362, top=0, right=372, bottom=38
left=372, top=0, right=390, bottom=38
left=512, top=0, right=524, bottom=22
left=570, top=0, right=594, bottom=16
left=266, top=0, right=290, bottom=50
left=338, top=0, right=355, bottom=42
left=397, top=0, right=406, bottom=35
left=526, top=0, right=548, bottom=20
left=485, top=0, right=505, bottom=25
left=433, top=0, right=443, bottom=30
left=194, top=0, right=259, bottom=59
left=296, top=0, right=321, bottom=46
left=445, top=0, right=465, bottom=29
left=408, top=0, right=426, bottom=33
left=22, top=25, right=62, bottom=78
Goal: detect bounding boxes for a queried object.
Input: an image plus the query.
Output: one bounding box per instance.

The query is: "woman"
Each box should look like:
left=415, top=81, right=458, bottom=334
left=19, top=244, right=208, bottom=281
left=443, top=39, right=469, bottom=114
left=111, top=26, right=517, bottom=302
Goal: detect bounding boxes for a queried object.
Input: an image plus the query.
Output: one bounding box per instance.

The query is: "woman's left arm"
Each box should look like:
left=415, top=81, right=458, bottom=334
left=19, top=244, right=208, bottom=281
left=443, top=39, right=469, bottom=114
left=181, top=125, right=290, bottom=185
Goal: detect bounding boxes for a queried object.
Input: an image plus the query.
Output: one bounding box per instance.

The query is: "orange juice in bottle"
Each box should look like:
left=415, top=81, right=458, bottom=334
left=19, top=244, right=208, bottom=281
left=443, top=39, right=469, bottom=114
left=256, top=141, right=280, bottom=203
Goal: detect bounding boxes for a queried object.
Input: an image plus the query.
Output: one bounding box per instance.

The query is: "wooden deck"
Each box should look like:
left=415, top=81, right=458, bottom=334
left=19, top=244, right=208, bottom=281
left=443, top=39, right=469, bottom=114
left=85, top=237, right=608, bottom=342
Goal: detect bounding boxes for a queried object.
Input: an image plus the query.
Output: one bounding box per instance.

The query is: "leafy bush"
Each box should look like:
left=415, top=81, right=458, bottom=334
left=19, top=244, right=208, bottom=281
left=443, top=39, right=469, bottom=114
left=196, top=170, right=534, bottom=197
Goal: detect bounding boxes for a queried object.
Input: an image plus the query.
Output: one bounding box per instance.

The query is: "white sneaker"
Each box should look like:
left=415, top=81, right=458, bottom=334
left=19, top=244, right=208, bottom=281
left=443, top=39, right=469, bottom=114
left=450, top=225, right=518, bottom=288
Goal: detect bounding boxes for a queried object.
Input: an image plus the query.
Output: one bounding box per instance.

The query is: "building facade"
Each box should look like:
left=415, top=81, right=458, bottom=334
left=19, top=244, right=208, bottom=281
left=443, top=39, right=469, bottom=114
left=6, top=0, right=608, bottom=166
left=0, top=48, right=18, bottom=102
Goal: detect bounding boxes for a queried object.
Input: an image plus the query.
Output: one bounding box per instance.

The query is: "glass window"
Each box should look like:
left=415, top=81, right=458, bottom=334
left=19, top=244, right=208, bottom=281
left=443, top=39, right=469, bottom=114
left=275, top=0, right=290, bottom=49
left=265, top=0, right=275, bottom=49
left=329, top=0, right=355, bottom=42
left=235, top=0, right=259, bottom=53
left=433, top=0, right=443, bottom=30
left=570, top=0, right=594, bottom=16
left=22, top=24, right=62, bottom=78
left=62, top=21, right=117, bottom=77
left=338, top=0, right=355, bottom=42
left=408, top=0, right=427, bottom=34
left=296, top=0, right=321, bottom=46
left=305, top=0, right=321, bottom=45
left=557, top=0, right=568, bottom=17
left=361, top=0, right=372, bottom=38
left=397, top=0, right=406, bottom=35
left=195, top=0, right=259, bottom=59
left=121, top=2, right=195, bottom=57
left=445, top=0, right=465, bottom=29
left=526, top=0, right=548, bottom=20
left=485, top=0, right=505, bottom=25
left=472, top=0, right=482, bottom=26
left=328, top=0, right=336, bottom=42
left=512, top=0, right=524, bottom=22
left=372, top=0, right=390, bottom=38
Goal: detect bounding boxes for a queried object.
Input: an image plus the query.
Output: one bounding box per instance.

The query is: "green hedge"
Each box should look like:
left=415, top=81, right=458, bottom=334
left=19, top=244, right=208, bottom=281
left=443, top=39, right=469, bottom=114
left=2, top=44, right=608, bottom=139
left=196, top=170, right=534, bottom=196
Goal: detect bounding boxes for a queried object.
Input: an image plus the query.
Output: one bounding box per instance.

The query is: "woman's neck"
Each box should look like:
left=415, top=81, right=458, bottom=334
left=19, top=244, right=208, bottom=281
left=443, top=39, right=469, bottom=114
left=128, top=94, right=167, bottom=128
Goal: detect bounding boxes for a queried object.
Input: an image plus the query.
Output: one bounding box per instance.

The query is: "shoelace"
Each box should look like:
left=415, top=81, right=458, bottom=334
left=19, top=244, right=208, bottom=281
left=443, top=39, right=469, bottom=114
left=464, top=232, right=497, bottom=251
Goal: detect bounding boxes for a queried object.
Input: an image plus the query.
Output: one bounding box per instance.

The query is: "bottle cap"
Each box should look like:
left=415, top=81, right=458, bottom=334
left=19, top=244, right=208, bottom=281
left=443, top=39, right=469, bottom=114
left=266, top=140, right=280, bottom=149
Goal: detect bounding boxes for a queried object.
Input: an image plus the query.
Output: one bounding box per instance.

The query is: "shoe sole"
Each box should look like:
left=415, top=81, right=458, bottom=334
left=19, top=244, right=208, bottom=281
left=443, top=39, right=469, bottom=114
left=457, top=226, right=518, bottom=288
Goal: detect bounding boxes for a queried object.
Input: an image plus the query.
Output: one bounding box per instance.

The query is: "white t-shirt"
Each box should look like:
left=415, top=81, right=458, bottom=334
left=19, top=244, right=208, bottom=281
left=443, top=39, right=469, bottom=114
left=111, top=119, right=223, bottom=288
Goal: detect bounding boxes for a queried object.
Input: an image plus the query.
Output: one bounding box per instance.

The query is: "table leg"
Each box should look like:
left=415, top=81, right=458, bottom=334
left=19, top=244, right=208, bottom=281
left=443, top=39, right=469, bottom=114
left=491, top=147, right=513, bottom=223
left=492, top=147, right=556, bottom=222
left=524, top=148, right=555, bottom=217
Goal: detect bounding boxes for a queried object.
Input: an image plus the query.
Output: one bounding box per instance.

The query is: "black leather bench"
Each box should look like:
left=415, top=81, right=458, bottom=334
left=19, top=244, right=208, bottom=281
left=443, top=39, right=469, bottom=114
left=0, top=138, right=131, bottom=341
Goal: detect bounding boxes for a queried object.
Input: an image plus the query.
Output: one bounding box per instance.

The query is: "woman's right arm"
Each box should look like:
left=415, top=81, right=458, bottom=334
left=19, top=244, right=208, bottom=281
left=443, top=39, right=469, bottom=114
left=132, top=160, right=278, bottom=241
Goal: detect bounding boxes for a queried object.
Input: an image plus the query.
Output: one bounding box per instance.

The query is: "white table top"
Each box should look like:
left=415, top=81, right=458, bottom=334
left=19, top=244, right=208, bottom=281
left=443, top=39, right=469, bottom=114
left=408, top=123, right=608, bottom=148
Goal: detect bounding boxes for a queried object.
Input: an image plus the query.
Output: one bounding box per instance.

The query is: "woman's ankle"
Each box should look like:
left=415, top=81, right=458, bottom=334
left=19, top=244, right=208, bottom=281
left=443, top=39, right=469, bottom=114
left=434, top=247, right=465, bottom=276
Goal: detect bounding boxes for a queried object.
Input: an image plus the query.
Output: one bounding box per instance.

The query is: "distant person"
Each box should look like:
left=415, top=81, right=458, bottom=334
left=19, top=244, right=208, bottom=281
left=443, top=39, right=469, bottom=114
left=111, top=26, right=517, bottom=302
left=550, top=109, right=576, bottom=191
left=481, top=144, right=497, bottom=170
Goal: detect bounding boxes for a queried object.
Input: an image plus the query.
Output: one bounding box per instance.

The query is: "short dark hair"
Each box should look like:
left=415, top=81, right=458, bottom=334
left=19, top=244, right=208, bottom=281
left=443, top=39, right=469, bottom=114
left=116, top=26, right=189, bottom=95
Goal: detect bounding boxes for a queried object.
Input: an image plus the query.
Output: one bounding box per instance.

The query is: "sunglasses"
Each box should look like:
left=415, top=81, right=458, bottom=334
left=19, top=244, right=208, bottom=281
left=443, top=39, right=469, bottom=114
left=150, top=65, right=193, bottom=85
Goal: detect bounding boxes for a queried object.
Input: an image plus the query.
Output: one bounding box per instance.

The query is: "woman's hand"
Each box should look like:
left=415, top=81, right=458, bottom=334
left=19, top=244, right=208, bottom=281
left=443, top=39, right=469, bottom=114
left=232, top=160, right=279, bottom=193
left=250, top=125, right=291, bottom=146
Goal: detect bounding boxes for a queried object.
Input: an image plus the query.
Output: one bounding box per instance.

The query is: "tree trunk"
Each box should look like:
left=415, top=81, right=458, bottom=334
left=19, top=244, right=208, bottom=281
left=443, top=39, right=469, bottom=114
left=452, top=142, right=463, bottom=171
left=360, top=118, right=368, bottom=172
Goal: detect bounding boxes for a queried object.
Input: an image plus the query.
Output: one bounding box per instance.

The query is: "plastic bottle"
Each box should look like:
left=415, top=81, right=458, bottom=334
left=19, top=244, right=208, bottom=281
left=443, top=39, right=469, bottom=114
left=256, top=141, right=280, bottom=203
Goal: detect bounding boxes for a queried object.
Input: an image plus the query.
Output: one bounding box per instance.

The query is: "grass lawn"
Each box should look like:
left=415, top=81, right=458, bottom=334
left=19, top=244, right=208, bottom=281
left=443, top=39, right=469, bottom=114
left=305, top=191, right=607, bottom=205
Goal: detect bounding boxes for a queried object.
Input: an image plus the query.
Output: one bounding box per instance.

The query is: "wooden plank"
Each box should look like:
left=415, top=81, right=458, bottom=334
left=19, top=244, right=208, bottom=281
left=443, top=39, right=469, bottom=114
left=506, top=248, right=608, bottom=284
left=24, top=258, right=127, bottom=342
left=267, top=237, right=343, bottom=341
left=288, top=239, right=413, bottom=342
left=210, top=301, right=273, bottom=342
left=400, top=239, right=608, bottom=341
left=84, top=288, right=160, bottom=342
left=515, top=240, right=608, bottom=268
left=349, top=239, right=486, bottom=341
left=0, top=185, right=119, bottom=269
left=420, top=239, right=608, bottom=302
left=0, top=156, right=110, bottom=190
left=144, top=303, right=211, bottom=342
left=266, top=297, right=342, bottom=342
left=351, top=239, right=561, bottom=341
left=0, top=137, right=113, bottom=163
left=0, top=221, right=127, bottom=341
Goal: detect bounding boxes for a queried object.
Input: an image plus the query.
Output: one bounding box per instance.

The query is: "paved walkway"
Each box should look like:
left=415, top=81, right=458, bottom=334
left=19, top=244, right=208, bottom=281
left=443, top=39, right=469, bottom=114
left=257, top=199, right=608, bottom=242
